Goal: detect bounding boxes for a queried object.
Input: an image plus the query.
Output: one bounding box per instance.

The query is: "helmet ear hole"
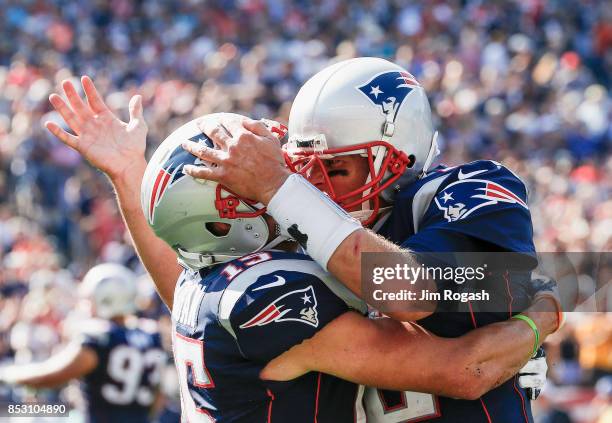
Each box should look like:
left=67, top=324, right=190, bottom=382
left=205, top=222, right=231, bottom=237
left=407, top=154, right=416, bottom=168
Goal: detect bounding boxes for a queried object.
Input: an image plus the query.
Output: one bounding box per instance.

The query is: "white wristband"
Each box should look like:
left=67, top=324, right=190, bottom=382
left=267, top=174, right=362, bottom=270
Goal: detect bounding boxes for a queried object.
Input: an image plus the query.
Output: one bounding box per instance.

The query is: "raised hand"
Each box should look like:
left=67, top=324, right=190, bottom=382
left=45, top=76, right=147, bottom=180
left=180, top=116, right=291, bottom=205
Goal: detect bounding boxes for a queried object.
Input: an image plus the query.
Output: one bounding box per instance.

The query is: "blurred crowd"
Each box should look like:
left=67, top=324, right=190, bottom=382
left=0, top=0, right=610, bottom=422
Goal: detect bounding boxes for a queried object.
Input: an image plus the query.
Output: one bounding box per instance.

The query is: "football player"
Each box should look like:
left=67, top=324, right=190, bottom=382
left=140, top=117, right=558, bottom=421
left=0, top=264, right=167, bottom=423
left=44, top=77, right=559, bottom=422
left=178, top=57, right=564, bottom=422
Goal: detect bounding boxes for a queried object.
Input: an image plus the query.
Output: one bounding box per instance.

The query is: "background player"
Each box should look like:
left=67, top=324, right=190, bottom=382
left=0, top=263, right=167, bottom=423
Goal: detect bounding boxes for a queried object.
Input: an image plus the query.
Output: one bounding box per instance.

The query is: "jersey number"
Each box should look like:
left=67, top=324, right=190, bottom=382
left=174, top=332, right=215, bottom=422
left=220, top=252, right=272, bottom=281
left=102, top=346, right=165, bottom=406
left=365, top=388, right=440, bottom=422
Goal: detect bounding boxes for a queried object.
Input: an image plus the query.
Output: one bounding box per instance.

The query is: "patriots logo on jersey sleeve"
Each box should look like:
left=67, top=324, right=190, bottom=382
left=148, top=133, right=213, bottom=224
left=239, top=286, right=319, bottom=329
left=434, top=178, right=528, bottom=223
left=357, top=71, right=420, bottom=122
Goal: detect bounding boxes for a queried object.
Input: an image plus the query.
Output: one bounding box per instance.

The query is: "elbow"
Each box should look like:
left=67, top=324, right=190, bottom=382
left=442, top=371, right=490, bottom=401
left=457, top=388, right=487, bottom=402
left=458, top=379, right=490, bottom=401
left=442, top=350, right=493, bottom=400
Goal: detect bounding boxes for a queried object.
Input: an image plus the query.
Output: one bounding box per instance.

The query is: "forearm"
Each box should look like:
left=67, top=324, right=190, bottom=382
left=2, top=364, right=70, bottom=389
left=14, top=369, right=65, bottom=388
left=266, top=175, right=435, bottom=321
left=454, top=298, right=558, bottom=398
left=110, top=162, right=180, bottom=309
left=331, top=299, right=556, bottom=398
left=262, top=302, right=555, bottom=398
left=328, top=229, right=436, bottom=321
left=262, top=313, right=466, bottom=395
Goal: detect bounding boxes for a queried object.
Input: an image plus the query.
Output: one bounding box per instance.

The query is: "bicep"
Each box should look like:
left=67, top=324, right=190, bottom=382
left=262, top=312, right=460, bottom=393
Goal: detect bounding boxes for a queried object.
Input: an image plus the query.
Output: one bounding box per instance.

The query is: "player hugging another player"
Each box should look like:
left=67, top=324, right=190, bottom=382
left=40, top=62, right=562, bottom=422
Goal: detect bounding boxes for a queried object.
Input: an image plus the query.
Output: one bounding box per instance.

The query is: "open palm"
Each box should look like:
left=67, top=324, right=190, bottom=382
left=45, top=76, right=147, bottom=180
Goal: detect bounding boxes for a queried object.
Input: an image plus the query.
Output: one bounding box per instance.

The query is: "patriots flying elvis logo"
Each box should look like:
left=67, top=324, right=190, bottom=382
left=357, top=71, right=420, bottom=122
left=240, top=286, right=319, bottom=329
left=434, top=178, right=528, bottom=223
left=148, top=133, right=213, bottom=224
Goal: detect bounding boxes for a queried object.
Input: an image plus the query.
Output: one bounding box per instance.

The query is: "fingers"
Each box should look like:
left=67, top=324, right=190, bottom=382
left=129, top=95, right=143, bottom=122
left=199, top=120, right=231, bottom=149
left=183, top=164, right=222, bottom=182
left=181, top=140, right=229, bottom=182
left=519, top=356, right=547, bottom=374
left=127, top=95, right=147, bottom=133
left=181, top=141, right=226, bottom=164
left=82, top=76, right=111, bottom=115
left=209, top=114, right=243, bottom=136
left=62, top=80, right=94, bottom=121
left=243, top=118, right=273, bottom=137
left=45, top=121, right=78, bottom=149
left=518, top=374, right=546, bottom=390
left=244, top=118, right=281, bottom=147
left=49, top=93, right=82, bottom=134
left=518, top=355, right=547, bottom=391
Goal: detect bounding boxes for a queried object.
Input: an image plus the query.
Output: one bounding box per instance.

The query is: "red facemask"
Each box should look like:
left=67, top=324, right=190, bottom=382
left=284, top=141, right=412, bottom=225
left=214, top=136, right=412, bottom=227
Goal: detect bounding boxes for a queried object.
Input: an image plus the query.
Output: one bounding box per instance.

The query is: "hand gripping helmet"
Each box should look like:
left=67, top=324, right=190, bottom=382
left=285, top=57, right=439, bottom=225
left=80, top=263, right=138, bottom=319
left=141, top=113, right=289, bottom=270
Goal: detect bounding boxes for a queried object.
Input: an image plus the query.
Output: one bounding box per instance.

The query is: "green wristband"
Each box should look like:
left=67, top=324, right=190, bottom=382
left=512, top=314, right=540, bottom=356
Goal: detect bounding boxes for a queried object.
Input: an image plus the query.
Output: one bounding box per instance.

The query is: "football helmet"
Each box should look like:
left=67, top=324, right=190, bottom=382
left=141, top=113, right=289, bottom=270
left=285, top=57, right=439, bottom=224
left=80, top=263, right=137, bottom=319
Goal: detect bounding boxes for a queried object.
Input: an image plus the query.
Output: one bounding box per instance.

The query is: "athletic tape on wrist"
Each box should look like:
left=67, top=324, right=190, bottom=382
left=267, top=174, right=362, bottom=270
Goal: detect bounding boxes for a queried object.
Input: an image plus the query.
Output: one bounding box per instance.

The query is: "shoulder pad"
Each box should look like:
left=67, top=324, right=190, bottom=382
left=77, top=318, right=111, bottom=345
left=135, top=318, right=159, bottom=334
left=218, top=257, right=365, bottom=338
left=78, top=318, right=112, bottom=335
left=410, top=161, right=528, bottom=231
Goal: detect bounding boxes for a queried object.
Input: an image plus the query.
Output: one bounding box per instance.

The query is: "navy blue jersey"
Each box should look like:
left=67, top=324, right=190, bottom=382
left=368, top=160, right=538, bottom=423
left=171, top=251, right=367, bottom=422
left=79, top=318, right=166, bottom=423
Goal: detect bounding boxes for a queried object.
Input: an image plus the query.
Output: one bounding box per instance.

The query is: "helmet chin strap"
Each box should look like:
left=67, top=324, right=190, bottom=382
left=176, top=248, right=240, bottom=270
left=177, top=224, right=293, bottom=270
left=420, top=131, right=440, bottom=177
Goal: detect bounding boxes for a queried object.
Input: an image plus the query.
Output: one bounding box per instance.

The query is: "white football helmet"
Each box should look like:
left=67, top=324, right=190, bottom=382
left=285, top=57, right=439, bottom=224
left=141, top=113, right=290, bottom=270
left=80, top=263, right=137, bottom=319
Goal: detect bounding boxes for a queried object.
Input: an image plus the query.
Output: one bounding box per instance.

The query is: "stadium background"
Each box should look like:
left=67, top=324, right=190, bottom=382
left=0, top=0, right=610, bottom=421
